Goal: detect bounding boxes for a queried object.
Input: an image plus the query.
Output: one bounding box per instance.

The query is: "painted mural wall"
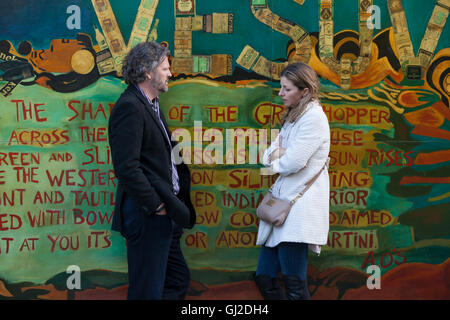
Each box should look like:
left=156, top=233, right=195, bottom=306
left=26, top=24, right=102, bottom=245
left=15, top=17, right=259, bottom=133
left=0, top=0, right=449, bottom=299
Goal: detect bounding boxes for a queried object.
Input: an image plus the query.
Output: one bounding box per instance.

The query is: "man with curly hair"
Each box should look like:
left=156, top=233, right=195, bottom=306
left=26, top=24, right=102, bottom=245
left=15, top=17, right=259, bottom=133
left=108, top=42, right=196, bottom=300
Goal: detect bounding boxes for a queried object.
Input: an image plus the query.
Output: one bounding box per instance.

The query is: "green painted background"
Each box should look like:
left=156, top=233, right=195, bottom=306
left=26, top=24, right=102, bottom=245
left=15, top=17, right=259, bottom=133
left=0, top=0, right=448, bottom=299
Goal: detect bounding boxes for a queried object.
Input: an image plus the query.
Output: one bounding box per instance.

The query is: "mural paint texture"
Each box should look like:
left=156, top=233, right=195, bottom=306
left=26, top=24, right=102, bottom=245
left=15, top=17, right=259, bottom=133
left=0, top=0, right=449, bottom=299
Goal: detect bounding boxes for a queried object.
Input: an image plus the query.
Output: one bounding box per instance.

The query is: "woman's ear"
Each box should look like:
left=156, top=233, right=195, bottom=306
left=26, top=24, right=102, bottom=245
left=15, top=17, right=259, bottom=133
left=302, top=87, right=309, bottom=98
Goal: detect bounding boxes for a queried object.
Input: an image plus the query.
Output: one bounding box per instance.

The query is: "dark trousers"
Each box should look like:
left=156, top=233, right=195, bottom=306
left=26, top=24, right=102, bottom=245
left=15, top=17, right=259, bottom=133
left=256, top=242, right=308, bottom=280
left=122, top=194, right=190, bottom=300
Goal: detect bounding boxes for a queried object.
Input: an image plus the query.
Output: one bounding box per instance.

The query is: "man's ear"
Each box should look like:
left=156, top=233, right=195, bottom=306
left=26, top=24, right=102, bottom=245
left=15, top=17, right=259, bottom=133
left=143, top=71, right=152, bottom=81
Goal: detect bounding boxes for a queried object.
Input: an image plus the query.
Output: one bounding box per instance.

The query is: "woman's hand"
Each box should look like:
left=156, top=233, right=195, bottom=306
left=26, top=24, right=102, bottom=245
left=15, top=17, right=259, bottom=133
left=268, top=136, right=286, bottom=163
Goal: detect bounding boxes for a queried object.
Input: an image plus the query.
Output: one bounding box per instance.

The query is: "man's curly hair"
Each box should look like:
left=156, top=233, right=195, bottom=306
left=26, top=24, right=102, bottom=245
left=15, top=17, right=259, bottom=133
left=121, top=42, right=170, bottom=85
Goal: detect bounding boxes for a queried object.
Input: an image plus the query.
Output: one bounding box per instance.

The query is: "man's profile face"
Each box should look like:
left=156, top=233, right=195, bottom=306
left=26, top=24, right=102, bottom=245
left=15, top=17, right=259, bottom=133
left=150, top=56, right=172, bottom=94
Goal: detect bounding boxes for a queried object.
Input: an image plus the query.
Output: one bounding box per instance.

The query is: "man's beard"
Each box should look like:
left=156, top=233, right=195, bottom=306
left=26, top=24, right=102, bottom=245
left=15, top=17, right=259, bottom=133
left=151, top=74, right=168, bottom=93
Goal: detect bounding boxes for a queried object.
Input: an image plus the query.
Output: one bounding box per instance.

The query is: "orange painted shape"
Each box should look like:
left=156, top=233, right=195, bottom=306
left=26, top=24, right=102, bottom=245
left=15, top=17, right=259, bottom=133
left=432, top=101, right=450, bottom=121
left=350, top=58, right=403, bottom=89
left=404, top=107, right=445, bottom=127
left=34, top=76, right=53, bottom=90
left=0, top=280, right=13, bottom=297
left=411, top=125, right=450, bottom=140
left=415, top=150, right=450, bottom=165
left=398, top=91, right=429, bottom=108
left=27, top=39, right=88, bottom=73
left=342, top=259, right=450, bottom=300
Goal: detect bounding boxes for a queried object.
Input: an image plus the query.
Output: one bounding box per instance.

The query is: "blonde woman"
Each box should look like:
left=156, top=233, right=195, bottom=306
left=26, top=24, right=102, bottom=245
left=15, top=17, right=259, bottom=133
left=255, top=62, right=330, bottom=300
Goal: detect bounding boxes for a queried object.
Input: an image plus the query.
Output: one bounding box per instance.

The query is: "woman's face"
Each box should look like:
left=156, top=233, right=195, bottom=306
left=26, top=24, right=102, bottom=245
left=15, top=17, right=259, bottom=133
left=279, top=76, right=305, bottom=108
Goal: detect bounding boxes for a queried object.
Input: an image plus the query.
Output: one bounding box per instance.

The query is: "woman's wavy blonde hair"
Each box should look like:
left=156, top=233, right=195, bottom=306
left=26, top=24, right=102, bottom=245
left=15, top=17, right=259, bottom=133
left=280, top=62, right=320, bottom=124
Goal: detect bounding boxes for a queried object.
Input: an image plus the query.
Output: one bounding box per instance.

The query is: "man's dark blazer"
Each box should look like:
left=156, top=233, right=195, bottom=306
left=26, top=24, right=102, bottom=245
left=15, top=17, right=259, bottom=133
left=108, top=84, right=196, bottom=233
